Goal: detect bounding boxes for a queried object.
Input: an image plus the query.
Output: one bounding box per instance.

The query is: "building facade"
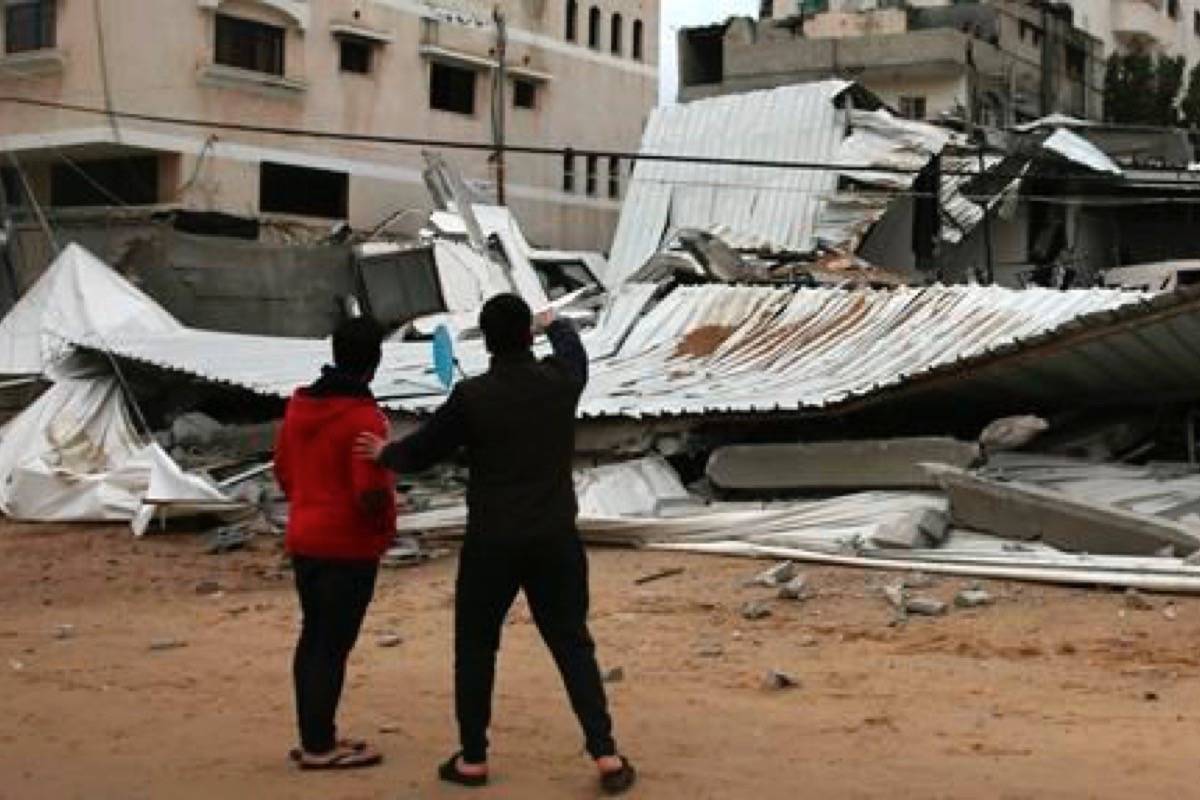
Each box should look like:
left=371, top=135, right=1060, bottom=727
left=681, top=1, right=1103, bottom=126
left=0, top=0, right=659, bottom=251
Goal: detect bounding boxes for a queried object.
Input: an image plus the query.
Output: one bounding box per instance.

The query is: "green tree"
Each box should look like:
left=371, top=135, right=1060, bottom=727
left=1104, top=52, right=1183, bottom=125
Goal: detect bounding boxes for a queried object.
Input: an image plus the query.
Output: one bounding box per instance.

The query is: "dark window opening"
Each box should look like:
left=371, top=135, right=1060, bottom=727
left=429, top=62, right=476, bottom=115
left=562, top=152, right=575, bottom=193
left=611, top=13, right=623, bottom=55
left=215, top=13, right=284, bottom=75
left=899, top=96, right=927, bottom=120
left=1065, top=46, right=1085, bottom=81
left=1194, top=9, right=1200, bottom=35
left=50, top=156, right=160, bottom=207
left=585, top=154, right=598, bottom=196
left=513, top=79, right=537, bottom=109
left=260, top=162, right=348, bottom=219
left=339, top=37, right=372, bottom=74
left=632, top=19, right=644, bottom=61
left=608, top=157, right=620, bottom=199
left=588, top=6, right=601, bottom=49
left=5, top=0, right=55, bottom=54
left=1169, top=0, right=1181, bottom=20
left=565, top=0, right=578, bottom=41
left=682, top=29, right=724, bottom=86
left=0, top=166, right=25, bottom=207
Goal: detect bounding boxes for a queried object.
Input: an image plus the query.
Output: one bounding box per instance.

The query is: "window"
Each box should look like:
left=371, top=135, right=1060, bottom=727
left=585, top=154, right=598, bottom=196
left=1195, top=9, right=1200, bottom=35
left=215, top=13, right=284, bottom=75
left=1065, top=46, right=1085, bottom=81
left=50, top=156, right=160, bottom=207
left=339, top=38, right=371, bottom=74
left=632, top=19, right=644, bottom=61
left=611, top=13, right=623, bottom=55
left=5, top=0, right=55, bottom=54
left=565, top=0, right=578, bottom=41
left=608, top=157, right=620, bottom=199
left=260, top=162, right=348, bottom=219
left=429, top=62, right=476, bottom=115
left=588, top=6, right=601, bottom=49
left=513, top=78, right=537, bottom=109
left=562, top=151, right=575, bottom=193
left=899, top=96, right=926, bottom=120
left=1169, top=0, right=1180, bottom=19
left=0, top=166, right=24, bottom=206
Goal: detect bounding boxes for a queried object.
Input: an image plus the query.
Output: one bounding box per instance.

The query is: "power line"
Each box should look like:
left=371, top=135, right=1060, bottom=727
left=0, top=94, right=1190, bottom=184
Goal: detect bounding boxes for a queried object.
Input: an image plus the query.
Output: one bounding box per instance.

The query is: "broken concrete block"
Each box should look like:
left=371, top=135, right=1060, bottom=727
left=979, top=416, right=1049, bottom=453
left=377, top=634, right=403, bottom=648
left=709, top=438, right=980, bottom=491
left=170, top=412, right=223, bottom=447
left=744, top=560, right=796, bottom=588
left=1124, top=589, right=1155, bottom=611
left=740, top=600, right=772, bottom=620
left=873, top=509, right=950, bottom=550
left=927, top=463, right=1200, bottom=557
left=882, top=583, right=906, bottom=610
left=763, top=670, right=800, bottom=691
left=905, top=596, right=948, bottom=616
left=955, top=589, right=994, bottom=609
left=777, top=575, right=810, bottom=601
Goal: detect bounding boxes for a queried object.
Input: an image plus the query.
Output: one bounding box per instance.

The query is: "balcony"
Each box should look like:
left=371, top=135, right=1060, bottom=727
left=1112, top=0, right=1175, bottom=49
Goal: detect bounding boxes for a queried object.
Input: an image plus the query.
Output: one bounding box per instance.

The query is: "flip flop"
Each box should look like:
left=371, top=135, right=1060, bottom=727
left=288, top=738, right=369, bottom=763
left=600, top=757, right=637, bottom=796
left=438, top=752, right=489, bottom=787
left=295, top=743, right=382, bottom=771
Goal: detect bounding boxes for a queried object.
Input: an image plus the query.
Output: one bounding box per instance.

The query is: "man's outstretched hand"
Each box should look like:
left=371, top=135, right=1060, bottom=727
left=533, top=308, right=556, bottom=333
left=355, top=432, right=386, bottom=462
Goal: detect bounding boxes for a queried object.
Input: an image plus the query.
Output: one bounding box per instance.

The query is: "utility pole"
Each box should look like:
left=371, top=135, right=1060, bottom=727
left=493, top=8, right=508, bottom=206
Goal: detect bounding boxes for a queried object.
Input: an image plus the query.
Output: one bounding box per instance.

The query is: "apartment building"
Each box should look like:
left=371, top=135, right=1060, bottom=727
left=681, top=0, right=1103, bottom=125
left=0, top=0, right=659, bottom=251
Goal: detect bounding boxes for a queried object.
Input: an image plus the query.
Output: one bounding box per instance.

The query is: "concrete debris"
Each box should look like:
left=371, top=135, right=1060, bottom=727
left=927, top=463, right=1200, bottom=557
left=53, top=624, right=75, bottom=640
left=955, top=588, right=995, bottom=608
left=979, top=416, right=1050, bottom=453
left=905, top=596, right=949, bottom=617
left=205, top=525, right=253, bottom=555
left=697, top=643, right=725, bottom=658
left=634, top=567, right=685, bottom=586
left=872, top=509, right=950, bottom=550
left=745, top=561, right=797, bottom=589
left=377, top=634, right=404, bottom=648
left=777, top=575, right=811, bottom=601
left=883, top=583, right=907, bottom=611
left=1124, top=589, right=1155, bottom=612
left=740, top=600, right=773, bottom=621
left=379, top=723, right=403, bottom=734
left=1164, top=605, right=1179, bottom=621
left=194, top=580, right=222, bottom=596
left=601, top=666, right=626, bottom=683
left=169, top=412, right=224, bottom=448
left=763, top=670, right=800, bottom=691
left=708, top=439, right=980, bottom=492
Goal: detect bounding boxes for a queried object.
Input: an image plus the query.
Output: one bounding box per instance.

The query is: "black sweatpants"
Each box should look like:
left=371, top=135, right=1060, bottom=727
left=292, top=555, right=378, bottom=754
left=454, top=532, right=616, bottom=764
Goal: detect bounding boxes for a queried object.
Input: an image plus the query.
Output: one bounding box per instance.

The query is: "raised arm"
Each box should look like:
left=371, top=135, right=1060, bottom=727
left=543, top=316, right=588, bottom=388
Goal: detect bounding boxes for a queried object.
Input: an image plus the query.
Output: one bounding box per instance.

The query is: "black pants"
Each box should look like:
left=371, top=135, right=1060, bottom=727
left=455, top=532, right=616, bottom=763
left=292, top=555, right=378, bottom=754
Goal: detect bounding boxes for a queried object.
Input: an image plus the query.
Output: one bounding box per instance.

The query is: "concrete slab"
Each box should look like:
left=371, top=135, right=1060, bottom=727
left=708, top=438, right=980, bottom=491
left=927, top=464, right=1200, bottom=557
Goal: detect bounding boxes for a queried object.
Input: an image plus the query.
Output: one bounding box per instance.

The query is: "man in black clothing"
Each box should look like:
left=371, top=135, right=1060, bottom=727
left=355, top=294, right=635, bottom=794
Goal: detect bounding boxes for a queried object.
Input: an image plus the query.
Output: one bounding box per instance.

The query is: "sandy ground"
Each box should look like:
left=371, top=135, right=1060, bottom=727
left=2, top=524, right=1200, bottom=799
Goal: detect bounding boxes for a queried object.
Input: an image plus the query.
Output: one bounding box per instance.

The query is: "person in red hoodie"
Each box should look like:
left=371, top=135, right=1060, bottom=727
left=274, top=316, right=396, bottom=770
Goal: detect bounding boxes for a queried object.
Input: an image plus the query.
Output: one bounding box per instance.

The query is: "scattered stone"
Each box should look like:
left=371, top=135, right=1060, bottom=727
left=740, top=600, right=772, bottom=621
left=797, top=635, right=819, bottom=648
left=226, top=605, right=250, bottom=617
left=874, top=510, right=950, bottom=550
left=601, top=666, right=625, bottom=683
left=744, top=561, right=796, bottom=589
left=905, top=596, right=948, bottom=617
left=53, top=624, right=75, bottom=640
left=882, top=583, right=906, bottom=610
left=955, top=589, right=994, bottom=609
left=149, top=638, right=187, bottom=652
left=1164, top=604, right=1179, bottom=621
left=777, top=575, right=810, bottom=601
left=697, top=643, right=724, bottom=658
left=195, top=580, right=222, bottom=596
left=377, top=634, right=403, bottom=649
left=763, top=670, right=800, bottom=691
left=1144, top=690, right=1160, bottom=702
left=379, top=723, right=403, bottom=734
left=1124, top=589, right=1155, bottom=611
left=9, top=659, right=23, bottom=671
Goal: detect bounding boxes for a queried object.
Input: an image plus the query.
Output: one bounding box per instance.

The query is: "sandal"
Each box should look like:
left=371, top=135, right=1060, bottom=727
left=295, top=743, right=382, bottom=771
left=288, top=738, right=369, bottom=763
left=600, top=757, right=637, bottom=796
left=438, top=752, right=489, bottom=787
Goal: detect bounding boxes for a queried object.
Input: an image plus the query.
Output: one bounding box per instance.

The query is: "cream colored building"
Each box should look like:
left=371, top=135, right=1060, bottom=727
left=0, top=0, right=659, bottom=251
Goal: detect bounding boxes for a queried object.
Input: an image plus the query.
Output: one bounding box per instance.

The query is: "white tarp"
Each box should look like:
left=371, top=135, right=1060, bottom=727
left=0, top=243, right=181, bottom=375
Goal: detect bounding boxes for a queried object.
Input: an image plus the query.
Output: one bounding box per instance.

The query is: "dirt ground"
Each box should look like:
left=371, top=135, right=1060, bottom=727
left=2, top=524, right=1200, bottom=799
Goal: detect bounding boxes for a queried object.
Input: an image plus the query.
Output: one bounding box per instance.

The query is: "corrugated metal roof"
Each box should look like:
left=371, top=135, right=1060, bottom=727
left=81, top=283, right=1181, bottom=421
left=607, top=81, right=853, bottom=285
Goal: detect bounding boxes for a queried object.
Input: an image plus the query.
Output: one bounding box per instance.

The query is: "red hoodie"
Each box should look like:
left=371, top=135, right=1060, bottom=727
left=275, top=385, right=396, bottom=561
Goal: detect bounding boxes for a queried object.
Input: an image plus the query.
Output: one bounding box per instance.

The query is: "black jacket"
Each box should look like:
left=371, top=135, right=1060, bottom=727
left=378, top=319, right=587, bottom=541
